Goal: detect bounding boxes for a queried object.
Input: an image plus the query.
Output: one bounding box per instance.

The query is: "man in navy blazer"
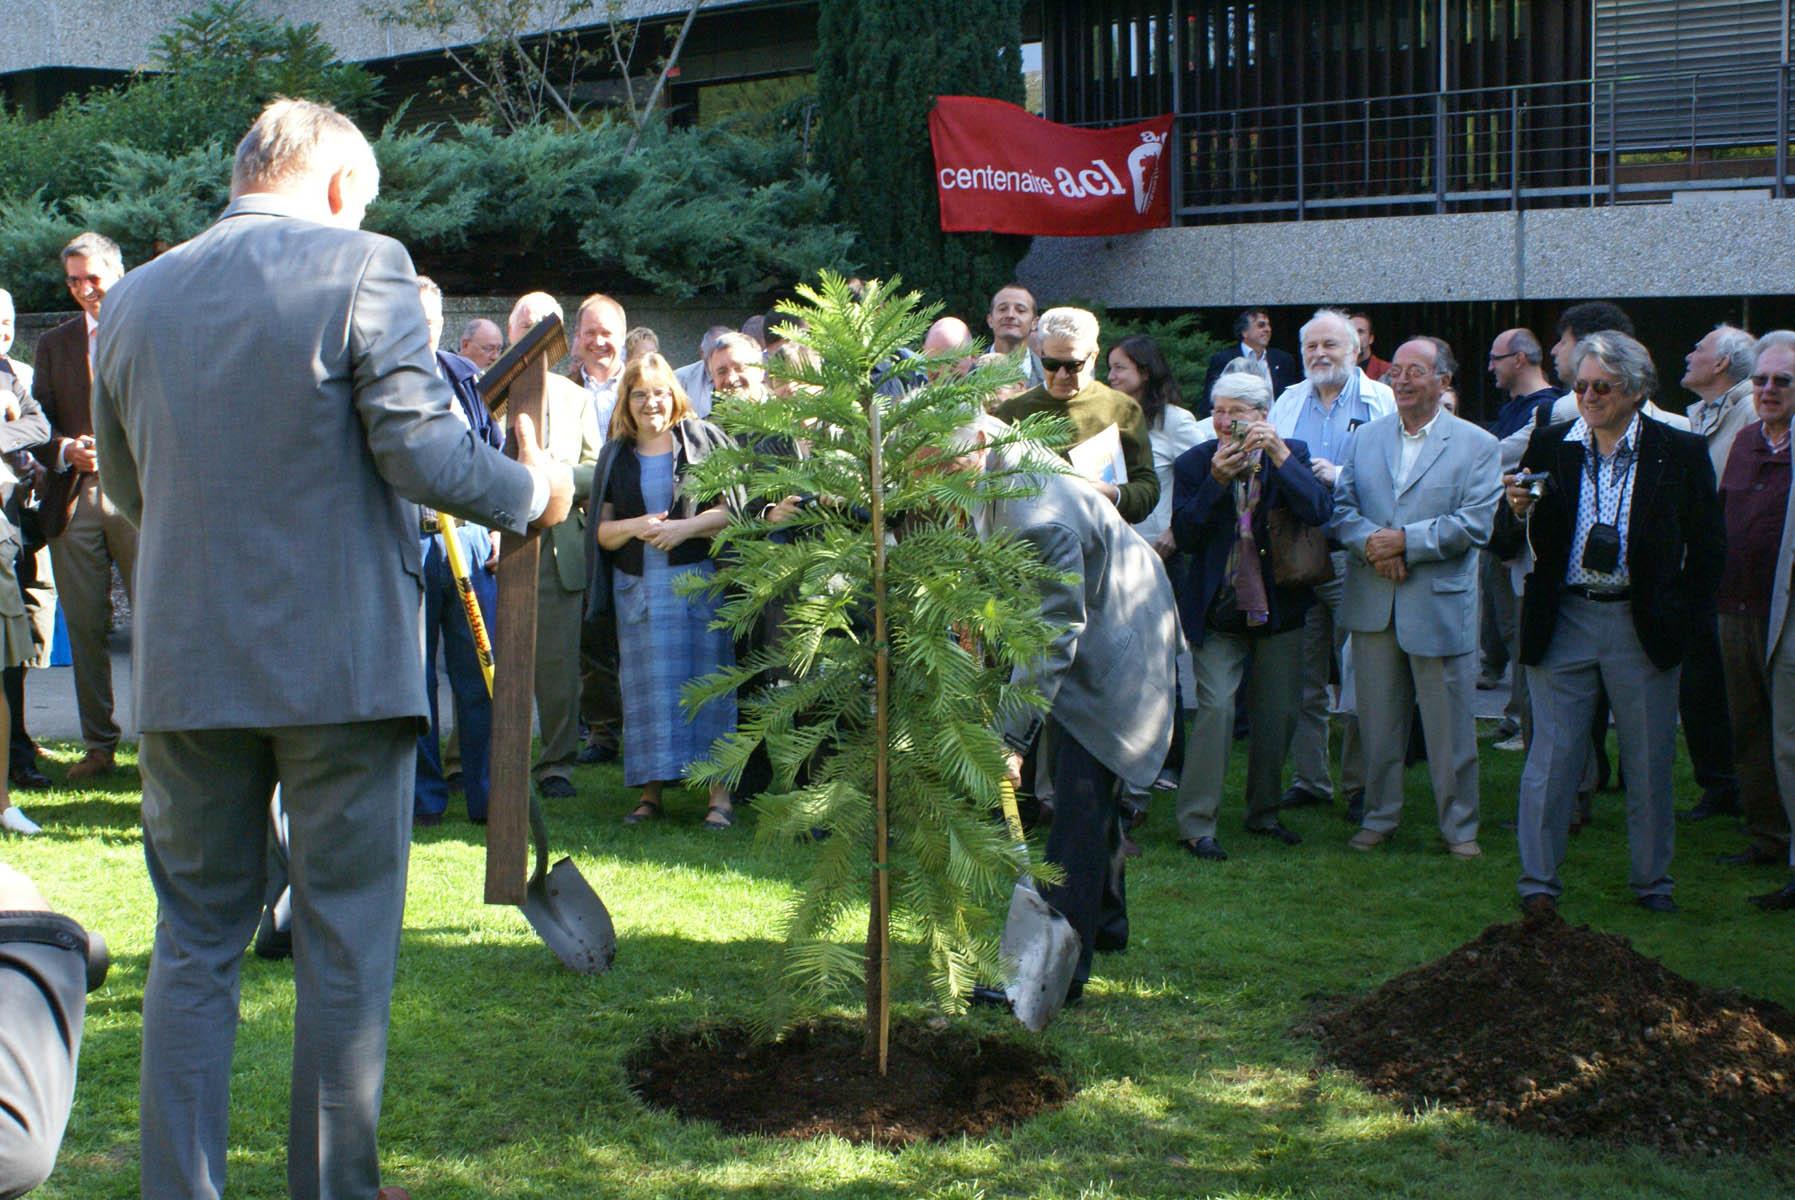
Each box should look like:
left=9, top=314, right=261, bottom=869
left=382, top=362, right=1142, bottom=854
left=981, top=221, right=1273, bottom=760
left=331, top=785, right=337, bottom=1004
left=1201, top=308, right=1299, bottom=414
left=1332, top=337, right=1502, bottom=856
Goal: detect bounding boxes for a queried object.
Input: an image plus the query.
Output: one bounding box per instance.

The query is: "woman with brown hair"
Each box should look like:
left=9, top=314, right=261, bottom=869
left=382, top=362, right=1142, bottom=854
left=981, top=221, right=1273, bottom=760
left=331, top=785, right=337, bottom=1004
left=593, top=353, right=740, bottom=828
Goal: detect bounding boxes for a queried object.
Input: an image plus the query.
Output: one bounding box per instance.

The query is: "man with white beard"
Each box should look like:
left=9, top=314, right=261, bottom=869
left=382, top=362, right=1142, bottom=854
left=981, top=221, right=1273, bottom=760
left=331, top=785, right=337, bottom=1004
left=1267, top=309, right=1395, bottom=822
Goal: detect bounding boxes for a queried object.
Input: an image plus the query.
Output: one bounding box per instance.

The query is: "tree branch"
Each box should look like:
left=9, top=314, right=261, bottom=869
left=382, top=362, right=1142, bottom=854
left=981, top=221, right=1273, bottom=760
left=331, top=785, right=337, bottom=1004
left=625, top=0, right=705, bottom=154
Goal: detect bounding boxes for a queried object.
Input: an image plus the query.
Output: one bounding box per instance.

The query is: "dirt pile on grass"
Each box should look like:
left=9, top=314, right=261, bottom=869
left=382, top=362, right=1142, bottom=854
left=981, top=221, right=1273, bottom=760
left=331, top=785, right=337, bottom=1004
left=628, top=1018, right=1071, bottom=1146
left=1307, top=917, right=1795, bottom=1156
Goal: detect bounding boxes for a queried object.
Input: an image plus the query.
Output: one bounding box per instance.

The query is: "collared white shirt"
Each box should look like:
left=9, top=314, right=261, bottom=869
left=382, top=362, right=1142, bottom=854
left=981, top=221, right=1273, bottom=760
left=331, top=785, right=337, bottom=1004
left=1393, top=407, right=1444, bottom=490
left=1238, top=342, right=1264, bottom=364
left=1564, top=411, right=1642, bottom=588
left=574, top=367, right=618, bottom=444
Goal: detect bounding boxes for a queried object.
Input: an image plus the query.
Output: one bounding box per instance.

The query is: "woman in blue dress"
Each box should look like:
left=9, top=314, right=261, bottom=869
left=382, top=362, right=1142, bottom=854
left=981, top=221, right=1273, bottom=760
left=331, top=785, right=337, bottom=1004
left=594, top=353, right=738, bottom=828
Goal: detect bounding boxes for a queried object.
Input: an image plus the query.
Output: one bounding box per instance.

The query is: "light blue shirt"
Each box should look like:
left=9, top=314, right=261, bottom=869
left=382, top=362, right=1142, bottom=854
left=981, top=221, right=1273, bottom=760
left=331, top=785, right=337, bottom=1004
left=1289, top=375, right=1375, bottom=465
left=1564, top=411, right=1640, bottom=589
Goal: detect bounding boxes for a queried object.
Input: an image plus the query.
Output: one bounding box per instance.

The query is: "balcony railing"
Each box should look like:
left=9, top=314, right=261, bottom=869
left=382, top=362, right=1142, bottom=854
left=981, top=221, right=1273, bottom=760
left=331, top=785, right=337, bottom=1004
left=1162, top=66, right=1794, bottom=223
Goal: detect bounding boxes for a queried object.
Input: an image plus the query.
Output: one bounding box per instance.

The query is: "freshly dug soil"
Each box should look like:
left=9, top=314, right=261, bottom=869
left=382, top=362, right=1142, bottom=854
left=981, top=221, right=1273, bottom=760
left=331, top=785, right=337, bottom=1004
left=1306, top=917, right=1795, bottom=1157
left=627, top=1018, right=1072, bottom=1145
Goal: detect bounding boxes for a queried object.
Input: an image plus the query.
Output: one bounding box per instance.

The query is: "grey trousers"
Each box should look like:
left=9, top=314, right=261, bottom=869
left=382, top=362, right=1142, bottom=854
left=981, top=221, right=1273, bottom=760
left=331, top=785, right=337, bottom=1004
left=139, top=718, right=415, bottom=1200
left=1291, top=551, right=1363, bottom=799
left=1175, top=626, right=1303, bottom=839
left=1352, top=628, right=1481, bottom=844
left=1769, top=627, right=1795, bottom=869
left=47, top=475, right=136, bottom=751
left=1719, top=613, right=1788, bottom=857
left=1517, top=596, right=1679, bottom=899
left=533, top=554, right=584, bottom=783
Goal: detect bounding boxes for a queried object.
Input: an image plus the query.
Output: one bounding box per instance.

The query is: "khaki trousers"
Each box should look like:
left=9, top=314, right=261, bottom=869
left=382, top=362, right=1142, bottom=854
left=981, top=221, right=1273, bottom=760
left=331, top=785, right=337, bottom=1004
left=47, top=475, right=136, bottom=751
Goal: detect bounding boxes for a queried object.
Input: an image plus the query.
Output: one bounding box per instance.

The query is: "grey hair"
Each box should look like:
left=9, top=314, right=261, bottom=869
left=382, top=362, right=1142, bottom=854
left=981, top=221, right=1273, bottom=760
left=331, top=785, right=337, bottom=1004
left=1299, top=308, right=1359, bottom=357
left=1710, top=324, right=1757, bottom=383
left=1755, top=330, right=1795, bottom=358
left=510, top=290, right=563, bottom=330
left=1571, top=331, right=1657, bottom=401
left=0, top=288, right=12, bottom=316
left=1506, top=328, right=1542, bottom=365
left=460, top=317, right=500, bottom=344
left=1036, top=306, right=1099, bottom=348
left=699, top=324, right=733, bottom=357
left=415, top=275, right=442, bottom=300
left=1211, top=368, right=1273, bottom=412
left=1218, top=354, right=1274, bottom=393
left=1411, top=336, right=1457, bottom=379
left=231, top=98, right=375, bottom=195
left=708, top=330, right=763, bottom=365
left=61, top=231, right=123, bottom=275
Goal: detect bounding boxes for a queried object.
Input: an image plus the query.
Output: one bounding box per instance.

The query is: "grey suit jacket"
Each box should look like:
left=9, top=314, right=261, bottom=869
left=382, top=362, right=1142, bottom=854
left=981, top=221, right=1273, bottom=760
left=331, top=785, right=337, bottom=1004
left=91, top=194, right=537, bottom=732
left=1332, top=410, right=1502, bottom=659
left=0, top=917, right=87, bottom=1199
left=987, top=451, right=1179, bottom=790
left=1767, top=462, right=1795, bottom=667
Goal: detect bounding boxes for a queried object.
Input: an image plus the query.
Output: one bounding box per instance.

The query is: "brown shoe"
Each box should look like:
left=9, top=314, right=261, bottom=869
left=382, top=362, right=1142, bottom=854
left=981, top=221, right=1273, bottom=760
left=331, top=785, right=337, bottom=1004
left=66, top=748, right=116, bottom=782
left=1347, top=828, right=1387, bottom=851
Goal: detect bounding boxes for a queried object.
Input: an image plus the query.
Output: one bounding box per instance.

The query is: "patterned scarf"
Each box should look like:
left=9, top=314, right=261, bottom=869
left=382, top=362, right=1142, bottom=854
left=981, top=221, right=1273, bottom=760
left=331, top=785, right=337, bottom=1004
left=1230, top=454, right=1270, bottom=626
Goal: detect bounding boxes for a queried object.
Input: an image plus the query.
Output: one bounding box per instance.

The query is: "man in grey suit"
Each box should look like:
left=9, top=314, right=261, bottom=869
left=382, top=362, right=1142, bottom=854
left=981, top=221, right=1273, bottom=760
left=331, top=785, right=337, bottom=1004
left=973, top=418, right=1179, bottom=1005
left=91, top=99, right=573, bottom=1200
left=1332, top=338, right=1501, bottom=856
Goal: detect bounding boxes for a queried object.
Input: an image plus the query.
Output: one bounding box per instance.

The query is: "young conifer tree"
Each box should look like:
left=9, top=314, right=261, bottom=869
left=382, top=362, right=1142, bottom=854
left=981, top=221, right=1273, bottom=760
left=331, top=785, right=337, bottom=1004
left=680, top=274, right=1067, bottom=1072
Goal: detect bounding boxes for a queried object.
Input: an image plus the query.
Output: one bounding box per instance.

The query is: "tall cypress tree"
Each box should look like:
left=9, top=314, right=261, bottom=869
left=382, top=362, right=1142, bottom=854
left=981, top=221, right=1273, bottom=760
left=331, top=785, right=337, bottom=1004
left=815, top=0, right=1029, bottom=320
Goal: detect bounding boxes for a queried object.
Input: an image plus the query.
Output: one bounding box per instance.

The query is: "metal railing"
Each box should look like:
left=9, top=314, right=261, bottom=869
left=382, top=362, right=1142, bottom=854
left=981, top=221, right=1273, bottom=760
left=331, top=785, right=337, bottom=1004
left=1167, top=66, right=1794, bottom=223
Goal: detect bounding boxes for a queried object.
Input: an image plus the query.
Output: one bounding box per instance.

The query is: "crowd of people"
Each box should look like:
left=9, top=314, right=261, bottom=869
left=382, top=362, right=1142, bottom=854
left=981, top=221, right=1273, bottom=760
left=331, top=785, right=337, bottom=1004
left=2, top=94, right=1794, bottom=1199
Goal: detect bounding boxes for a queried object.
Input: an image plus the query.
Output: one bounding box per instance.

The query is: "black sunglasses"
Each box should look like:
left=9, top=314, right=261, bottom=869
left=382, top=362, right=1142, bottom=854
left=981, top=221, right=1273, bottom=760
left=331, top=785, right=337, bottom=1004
left=1752, top=372, right=1795, bottom=391
left=1040, top=354, right=1091, bottom=376
left=1571, top=379, right=1622, bottom=396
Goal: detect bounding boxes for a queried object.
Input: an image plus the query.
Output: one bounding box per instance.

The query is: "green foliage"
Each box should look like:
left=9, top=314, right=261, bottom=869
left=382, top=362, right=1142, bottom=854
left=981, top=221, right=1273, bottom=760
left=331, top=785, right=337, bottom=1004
left=1094, top=309, right=1232, bottom=413
left=815, top=0, right=1029, bottom=320
left=368, top=117, right=857, bottom=298
left=677, top=275, right=1069, bottom=1033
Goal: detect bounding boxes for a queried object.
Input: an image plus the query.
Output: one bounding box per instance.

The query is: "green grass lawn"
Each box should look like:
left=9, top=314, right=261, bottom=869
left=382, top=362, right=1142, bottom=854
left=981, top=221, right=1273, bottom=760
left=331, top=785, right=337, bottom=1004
left=8, top=725, right=1793, bottom=1199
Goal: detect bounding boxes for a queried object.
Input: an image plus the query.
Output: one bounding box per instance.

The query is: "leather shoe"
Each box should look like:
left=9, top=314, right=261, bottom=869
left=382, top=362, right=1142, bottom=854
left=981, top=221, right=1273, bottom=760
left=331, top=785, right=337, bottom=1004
left=412, top=811, right=443, bottom=829
left=536, top=776, right=576, bottom=800
left=576, top=741, right=617, bottom=765
left=1446, top=840, right=1482, bottom=859
left=1681, top=790, right=1742, bottom=822
left=253, top=906, right=291, bottom=961
left=1120, top=832, right=1143, bottom=859
left=1182, top=836, right=1228, bottom=861
left=1716, top=844, right=1784, bottom=867
left=1748, top=881, right=1795, bottom=911
left=1344, top=789, right=1365, bottom=825
left=1519, top=893, right=1558, bottom=921
left=66, top=748, right=116, bottom=782
left=8, top=763, right=51, bottom=790
left=1279, top=784, right=1329, bottom=809
left=1347, top=828, right=1386, bottom=851
left=1636, top=894, right=1679, bottom=914
left=1247, top=821, right=1302, bottom=846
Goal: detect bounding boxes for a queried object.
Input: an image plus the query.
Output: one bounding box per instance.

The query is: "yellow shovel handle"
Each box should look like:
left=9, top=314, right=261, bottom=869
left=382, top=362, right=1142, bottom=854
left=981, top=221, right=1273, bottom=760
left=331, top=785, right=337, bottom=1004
left=438, top=513, right=496, bottom=699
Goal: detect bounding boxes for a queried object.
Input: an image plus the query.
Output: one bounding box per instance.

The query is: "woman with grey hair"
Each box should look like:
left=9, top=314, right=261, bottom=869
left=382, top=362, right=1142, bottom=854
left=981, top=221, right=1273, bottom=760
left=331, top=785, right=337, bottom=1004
left=1167, top=369, right=1333, bottom=860
left=1495, top=330, right=1724, bottom=916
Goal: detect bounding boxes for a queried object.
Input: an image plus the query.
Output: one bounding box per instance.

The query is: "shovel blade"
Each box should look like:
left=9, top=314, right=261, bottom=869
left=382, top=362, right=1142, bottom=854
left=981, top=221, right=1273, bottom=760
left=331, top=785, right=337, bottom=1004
left=520, top=857, right=617, bottom=974
left=1000, top=879, right=1081, bottom=1032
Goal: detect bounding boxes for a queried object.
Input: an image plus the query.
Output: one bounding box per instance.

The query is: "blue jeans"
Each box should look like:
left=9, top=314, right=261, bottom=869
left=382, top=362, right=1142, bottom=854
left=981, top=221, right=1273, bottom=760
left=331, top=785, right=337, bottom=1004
left=415, top=527, right=497, bottom=821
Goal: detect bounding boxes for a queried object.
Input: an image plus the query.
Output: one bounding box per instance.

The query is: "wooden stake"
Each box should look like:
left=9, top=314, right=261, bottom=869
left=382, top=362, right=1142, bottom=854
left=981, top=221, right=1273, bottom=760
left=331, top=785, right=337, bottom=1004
left=865, top=385, right=891, bottom=1076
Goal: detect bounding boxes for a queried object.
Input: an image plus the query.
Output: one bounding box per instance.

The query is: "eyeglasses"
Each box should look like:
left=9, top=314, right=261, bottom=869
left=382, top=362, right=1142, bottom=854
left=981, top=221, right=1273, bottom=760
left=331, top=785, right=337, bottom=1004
left=65, top=274, right=104, bottom=289
left=1752, top=372, right=1795, bottom=391
left=1040, top=354, right=1091, bottom=376
left=1571, top=379, right=1622, bottom=396
left=628, top=387, right=673, bottom=403
left=1487, top=351, right=1520, bottom=364
left=1383, top=365, right=1435, bottom=382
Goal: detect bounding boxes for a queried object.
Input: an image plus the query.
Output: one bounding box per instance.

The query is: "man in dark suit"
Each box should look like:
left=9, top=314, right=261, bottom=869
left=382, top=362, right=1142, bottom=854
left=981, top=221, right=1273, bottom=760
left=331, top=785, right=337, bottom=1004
left=31, top=232, right=137, bottom=782
left=92, top=98, right=573, bottom=1200
left=1495, top=331, right=1724, bottom=917
left=1202, top=308, right=1298, bottom=414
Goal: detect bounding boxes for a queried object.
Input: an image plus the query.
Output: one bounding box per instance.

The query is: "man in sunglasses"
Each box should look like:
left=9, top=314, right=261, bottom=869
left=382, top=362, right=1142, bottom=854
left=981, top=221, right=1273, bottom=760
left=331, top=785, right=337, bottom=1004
left=993, top=306, right=1158, bottom=525
left=29, top=232, right=137, bottom=784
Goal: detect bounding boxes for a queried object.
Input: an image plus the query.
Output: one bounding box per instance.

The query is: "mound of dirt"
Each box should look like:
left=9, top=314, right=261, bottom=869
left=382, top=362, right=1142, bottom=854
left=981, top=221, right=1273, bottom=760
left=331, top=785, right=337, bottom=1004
left=1306, top=917, right=1795, bottom=1156
left=627, top=1018, right=1071, bottom=1146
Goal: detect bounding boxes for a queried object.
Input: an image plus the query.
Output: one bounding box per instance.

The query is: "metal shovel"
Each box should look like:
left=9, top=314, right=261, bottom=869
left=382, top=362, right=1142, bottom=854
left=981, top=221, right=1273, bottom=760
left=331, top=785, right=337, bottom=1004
left=997, top=781, right=1080, bottom=1032
left=440, top=513, right=616, bottom=974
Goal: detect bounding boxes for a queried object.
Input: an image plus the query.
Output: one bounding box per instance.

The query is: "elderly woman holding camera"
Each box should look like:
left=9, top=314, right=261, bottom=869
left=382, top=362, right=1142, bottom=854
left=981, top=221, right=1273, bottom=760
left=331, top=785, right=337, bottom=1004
left=1167, top=371, right=1333, bottom=860
left=1495, top=331, right=1723, bottom=917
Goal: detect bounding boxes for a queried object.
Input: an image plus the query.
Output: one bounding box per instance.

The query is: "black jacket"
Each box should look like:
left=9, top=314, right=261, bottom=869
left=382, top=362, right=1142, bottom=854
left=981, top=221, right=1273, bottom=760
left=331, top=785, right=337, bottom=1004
left=1490, top=416, right=1723, bottom=671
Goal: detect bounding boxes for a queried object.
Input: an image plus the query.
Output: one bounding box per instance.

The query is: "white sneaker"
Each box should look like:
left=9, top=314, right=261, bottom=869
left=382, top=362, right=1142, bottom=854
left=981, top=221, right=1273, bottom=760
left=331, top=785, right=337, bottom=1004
left=1, top=806, right=40, bottom=835
left=1494, top=735, right=1527, bottom=753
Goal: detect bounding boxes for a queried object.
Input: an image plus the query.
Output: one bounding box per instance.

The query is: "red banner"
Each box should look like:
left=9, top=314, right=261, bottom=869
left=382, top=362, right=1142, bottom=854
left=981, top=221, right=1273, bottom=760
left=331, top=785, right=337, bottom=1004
left=927, top=95, right=1174, bottom=237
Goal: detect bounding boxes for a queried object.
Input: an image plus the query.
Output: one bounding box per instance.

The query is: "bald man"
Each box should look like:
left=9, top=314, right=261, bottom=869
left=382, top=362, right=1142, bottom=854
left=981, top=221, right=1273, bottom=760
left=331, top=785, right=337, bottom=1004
left=458, top=318, right=503, bottom=372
